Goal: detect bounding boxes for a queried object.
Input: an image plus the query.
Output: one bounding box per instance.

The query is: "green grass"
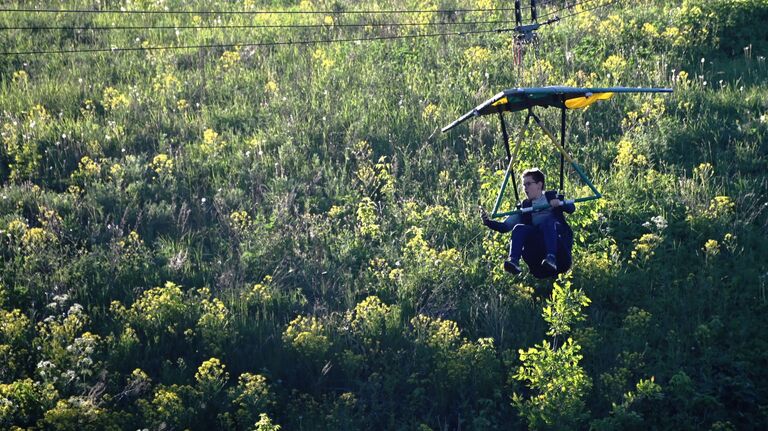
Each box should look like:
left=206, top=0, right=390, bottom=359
left=0, top=0, right=767, bottom=429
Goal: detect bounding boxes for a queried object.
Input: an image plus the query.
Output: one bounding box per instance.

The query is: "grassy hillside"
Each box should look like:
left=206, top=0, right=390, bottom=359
left=1, top=0, right=767, bottom=429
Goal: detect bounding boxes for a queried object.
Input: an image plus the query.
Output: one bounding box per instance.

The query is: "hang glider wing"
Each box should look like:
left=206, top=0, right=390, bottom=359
left=441, top=86, right=672, bottom=132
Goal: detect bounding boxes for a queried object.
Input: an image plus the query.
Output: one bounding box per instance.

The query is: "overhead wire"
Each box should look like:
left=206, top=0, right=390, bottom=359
left=0, top=0, right=614, bottom=33
left=0, top=27, right=503, bottom=56
left=0, top=0, right=623, bottom=57
left=0, top=19, right=515, bottom=32
left=0, top=6, right=519, bottom=15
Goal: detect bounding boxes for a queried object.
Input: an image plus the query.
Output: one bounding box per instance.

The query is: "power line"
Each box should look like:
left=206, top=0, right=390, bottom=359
left=0, top=0, right=614, bottom=32
left=0, top=0, right=624, bottom=57
left=495, top=0, right=621, bottom=32
left=0, top=27, right=501, bottom=56
left=0, top=19, right=516, bottom=32
left=0, top=6, right=519, bottom=15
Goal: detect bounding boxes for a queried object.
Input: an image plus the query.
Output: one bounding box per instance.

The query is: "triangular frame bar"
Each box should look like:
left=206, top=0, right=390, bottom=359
left=490, top=106, right=602, bottom=218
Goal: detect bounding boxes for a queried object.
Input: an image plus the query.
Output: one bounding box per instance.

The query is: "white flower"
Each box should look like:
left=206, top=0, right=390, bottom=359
left=650, top=215, right=668, bottom=230
left=68, top=303, right=84, bottom=315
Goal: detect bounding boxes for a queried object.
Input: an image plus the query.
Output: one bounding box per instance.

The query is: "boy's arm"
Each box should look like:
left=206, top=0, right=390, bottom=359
left=545, top=191, right=576, bottom=214
left=561, top=201, right=576, bottom=214
left=480, top=207, right=520, bottom=233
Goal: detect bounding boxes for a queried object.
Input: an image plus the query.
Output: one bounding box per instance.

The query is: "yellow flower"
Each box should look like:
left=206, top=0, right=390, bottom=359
left=615, top=139, right=647, bottom=168
left=201, top=128, right=225, bottom=155
left=422, top=103, right=440, bottom=122
left=703, top=239, right=719, bottom=257
left=219, top=50, right=242, bottom=71
left=264, top=80, right=278, bottom=93
left=12, top=70, right=29, bottom=84
left=152, top=72, right=180, bottom=93
left=642, top=22, right=659, bottom=38
left=328, top=205, right=345, bottom=218
left=705, top=196, right=735, bottom=219
left=204, top=128, right=219, bottom=145
left=22, top=227, right=54, bottom=248
left=603, top=55, right=627, bottom=79
left=73, top=156, right=101, bottom=179
left=7, top=219, right=28, bottom=237
left=151, top=153, right=174, bottom=176
left=102, top=87, right=130, bottom=111
left=463, top=46, right=491, bottom=67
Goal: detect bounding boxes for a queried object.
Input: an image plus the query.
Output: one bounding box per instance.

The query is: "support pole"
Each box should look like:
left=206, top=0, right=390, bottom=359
left=530, top=111, right=602, bottom=199
left=491, top=111, right=533, bottom=218
left=560, top=106, right=566, bottom=193
left=498, top=112, right=512, bottom=163
left=498, top=111, right=520, bottom=204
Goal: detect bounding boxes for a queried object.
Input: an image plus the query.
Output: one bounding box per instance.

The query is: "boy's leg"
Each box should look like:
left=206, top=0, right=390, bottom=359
left=539, top=215, right=560, bottom=270
left=507, top=224, right=536, bottom=267
left=504, top=224, right=531, bottom=274
left=539, top=215, right=560, bottom=257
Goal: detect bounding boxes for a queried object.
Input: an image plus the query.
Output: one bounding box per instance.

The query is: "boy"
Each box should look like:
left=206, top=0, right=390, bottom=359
left=480, top=168, right=575, bottom=275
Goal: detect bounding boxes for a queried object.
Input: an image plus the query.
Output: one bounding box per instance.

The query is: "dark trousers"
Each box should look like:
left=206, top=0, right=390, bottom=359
left=508, top=215, right=559, bottom=262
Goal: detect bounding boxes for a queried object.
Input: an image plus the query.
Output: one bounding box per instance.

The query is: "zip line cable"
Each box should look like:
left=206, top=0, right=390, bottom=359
left=0, top=0, right=605, bottom=21
left=0, top=0, right=622, bottom=56
left=0, top=0, right=610, bottom=32
left=0, top=27, right=502, bottom=56
left=0, top=6, right=521, bottom=15
left=0, top=19, right=517, bottom=32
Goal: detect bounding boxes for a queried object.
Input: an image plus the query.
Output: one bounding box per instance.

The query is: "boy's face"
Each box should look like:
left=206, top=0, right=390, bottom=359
left=522, top=175, right=543, bottom=200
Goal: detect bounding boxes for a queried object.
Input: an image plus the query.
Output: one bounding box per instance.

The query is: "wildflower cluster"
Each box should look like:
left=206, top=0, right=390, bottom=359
left=200, top=128, right=226, bottom=155
left=219, top=50, right=242, bottom=72
left=702, top=239, right=720, bottom=258
left=403, top=227, right=461, bottom=270
left=196, top=288, right=232, bottom=355
left=356, top=197, right=381, bottom=239
left=150, top=154, right=174, bottom=177
left=353, top=141, right=395, bottom=201
left=195, top=357, right=229, bottom=395
left=241, top=276, right=274, bottom=306
left=630, top=233, right=664, bottom=265
left=102, top=87, right=130, bottom=111
left=543, top=279, right=591, bottom=337
left=282, top=316, right=330, bottom=358
left=705, top=196, right=735, bottom=219
left=120, top=282, right=189, bottom=336
left=70, top=156, right=101, bottom=185
left=311, top=47, right=335, bottom=70
left=603, top=54, right=628, bottom=80
left=614, top=139, right=648, bottom=169
left=345, top=296, right=400, bottom=349
left=463, top=46, right=491, bottom=68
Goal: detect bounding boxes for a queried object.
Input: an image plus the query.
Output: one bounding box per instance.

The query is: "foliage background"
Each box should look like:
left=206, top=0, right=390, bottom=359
left=1, top=0, right=767, bottom=429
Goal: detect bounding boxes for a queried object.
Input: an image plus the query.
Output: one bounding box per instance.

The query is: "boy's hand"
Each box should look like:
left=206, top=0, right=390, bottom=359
left=549, top=199, right=561, bottom=208
left=479, top=206, right=490, bottom=224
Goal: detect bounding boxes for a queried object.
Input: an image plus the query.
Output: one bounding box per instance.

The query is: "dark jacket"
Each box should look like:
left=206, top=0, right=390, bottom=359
left=484, top=190, right=575, bottom=233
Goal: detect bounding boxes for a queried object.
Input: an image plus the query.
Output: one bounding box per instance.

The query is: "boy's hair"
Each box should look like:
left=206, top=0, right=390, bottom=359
left=521, top=168, right=545, bottom=187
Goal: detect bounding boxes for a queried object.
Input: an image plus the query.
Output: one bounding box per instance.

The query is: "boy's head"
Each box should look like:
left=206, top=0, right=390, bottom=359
left=521, top=168, right=545, bottom=200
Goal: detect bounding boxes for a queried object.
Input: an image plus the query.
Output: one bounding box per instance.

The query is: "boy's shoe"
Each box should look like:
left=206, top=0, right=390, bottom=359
left=542, top=254, right=557, bottom=271
left=504, top=259, right=522, bottom=275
